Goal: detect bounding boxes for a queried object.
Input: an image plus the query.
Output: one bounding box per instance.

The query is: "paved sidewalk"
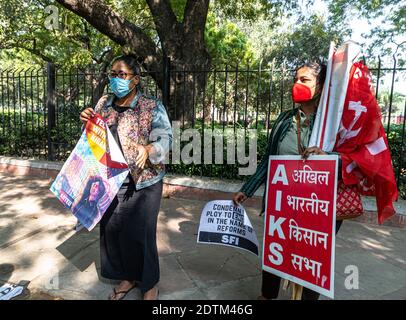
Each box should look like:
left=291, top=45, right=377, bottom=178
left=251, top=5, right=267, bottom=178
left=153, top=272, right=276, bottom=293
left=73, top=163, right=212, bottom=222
left=0, top=173, right=405, bottom=300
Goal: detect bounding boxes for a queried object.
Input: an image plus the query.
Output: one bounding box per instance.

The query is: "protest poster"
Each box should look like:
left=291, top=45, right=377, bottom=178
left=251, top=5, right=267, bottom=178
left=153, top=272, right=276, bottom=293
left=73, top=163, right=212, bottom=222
left=262, top=155, right=338, bottom=298
left=309, top=41, right=362, bottom=151
left=197, top=200, right=259, bottom=255
left=50, top=114, right=129, bottom=231
left=0, top=283, right=24, bottom=300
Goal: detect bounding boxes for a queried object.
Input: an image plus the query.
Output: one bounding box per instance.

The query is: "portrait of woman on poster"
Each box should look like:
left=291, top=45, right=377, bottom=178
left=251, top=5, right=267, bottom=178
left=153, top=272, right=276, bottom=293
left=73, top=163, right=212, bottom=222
left=72, top=175, right=107, bottom=229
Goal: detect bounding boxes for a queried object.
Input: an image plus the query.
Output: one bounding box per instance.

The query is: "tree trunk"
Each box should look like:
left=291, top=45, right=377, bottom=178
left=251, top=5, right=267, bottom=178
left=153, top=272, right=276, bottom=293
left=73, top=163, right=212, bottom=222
left=147, top=0, right=211, bottom=123
left=203, top=97, right=213, bottom=124
left=166, top=59, right=210, bottom=125
left=56, top=0, right=211, bottom=122
left=90, top=50, right=114, bottom=103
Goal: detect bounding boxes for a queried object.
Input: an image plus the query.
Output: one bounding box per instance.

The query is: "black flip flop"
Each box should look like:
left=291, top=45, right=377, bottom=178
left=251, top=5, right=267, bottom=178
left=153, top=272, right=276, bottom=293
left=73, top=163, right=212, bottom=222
left=109, top=284, right=137, bottom=300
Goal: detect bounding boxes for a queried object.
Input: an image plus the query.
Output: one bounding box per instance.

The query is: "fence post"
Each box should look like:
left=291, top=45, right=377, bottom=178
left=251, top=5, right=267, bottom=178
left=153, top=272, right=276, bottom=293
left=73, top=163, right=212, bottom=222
left=162, top=53, right=171, bottom=110
left=375, top=56, right=381, bottom=99
left=386, top=55, right=397, bottom=134
left=46, top=62, right=56, bottom=161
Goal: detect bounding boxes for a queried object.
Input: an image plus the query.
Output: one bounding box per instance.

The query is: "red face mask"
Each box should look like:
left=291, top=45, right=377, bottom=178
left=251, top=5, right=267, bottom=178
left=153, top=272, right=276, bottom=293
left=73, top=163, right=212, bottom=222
left=292, top=83, right=313, bottom=103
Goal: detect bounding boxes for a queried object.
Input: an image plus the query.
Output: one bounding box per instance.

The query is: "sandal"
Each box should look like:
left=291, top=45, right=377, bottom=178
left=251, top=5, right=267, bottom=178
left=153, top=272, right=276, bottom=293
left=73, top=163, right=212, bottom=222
left=108, top=283, right=137, bottom=300
left=143, top=287, right=159, bottom=300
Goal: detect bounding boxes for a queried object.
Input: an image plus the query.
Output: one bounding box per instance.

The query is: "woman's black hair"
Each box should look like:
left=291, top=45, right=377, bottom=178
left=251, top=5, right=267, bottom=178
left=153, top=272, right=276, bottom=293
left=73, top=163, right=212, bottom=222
left=80, top=176, right=106, bottom=204
left=111, top=54, right=141, bottom=76
left=296, top=61, right=327, bottom=87
left=110, top=54, right=142, bottom=90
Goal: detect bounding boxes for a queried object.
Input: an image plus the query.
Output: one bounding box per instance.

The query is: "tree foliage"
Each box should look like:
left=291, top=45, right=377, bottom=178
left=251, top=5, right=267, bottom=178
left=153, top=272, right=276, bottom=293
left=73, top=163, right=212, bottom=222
left=0, top=0, right=403, bottom=120
left=328, top=0, right=406, bottom=60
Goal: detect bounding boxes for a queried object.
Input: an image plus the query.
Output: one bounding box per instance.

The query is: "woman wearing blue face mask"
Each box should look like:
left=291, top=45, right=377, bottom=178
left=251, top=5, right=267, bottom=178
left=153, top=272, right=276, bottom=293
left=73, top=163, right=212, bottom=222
left=80, top=54, right=173, bottom=300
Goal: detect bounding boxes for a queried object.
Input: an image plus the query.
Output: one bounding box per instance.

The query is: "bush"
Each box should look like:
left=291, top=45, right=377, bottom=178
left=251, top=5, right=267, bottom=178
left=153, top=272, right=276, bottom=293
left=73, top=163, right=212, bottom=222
left=0, top=110, right=81, bottom=159
left=386, top=124, right=406, bottom=199
left=1, top=110, right=404, bottom=199
left=0, top=111, right=48, bottom=157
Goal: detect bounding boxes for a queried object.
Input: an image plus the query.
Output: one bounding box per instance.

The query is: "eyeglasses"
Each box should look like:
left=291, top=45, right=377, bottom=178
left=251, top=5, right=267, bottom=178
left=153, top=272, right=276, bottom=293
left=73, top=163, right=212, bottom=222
left=107, top=71, right=135, bottom=79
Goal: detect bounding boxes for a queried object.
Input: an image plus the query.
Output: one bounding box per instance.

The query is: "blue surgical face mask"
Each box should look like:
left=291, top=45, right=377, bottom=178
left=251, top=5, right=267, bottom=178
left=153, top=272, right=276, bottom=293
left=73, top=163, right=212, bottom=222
left=109, top=77, right=135, bottom=98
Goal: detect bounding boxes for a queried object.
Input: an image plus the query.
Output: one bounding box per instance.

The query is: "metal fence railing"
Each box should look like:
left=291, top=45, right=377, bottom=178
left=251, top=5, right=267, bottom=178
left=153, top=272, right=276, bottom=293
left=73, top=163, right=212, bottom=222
left=0, top=58, right=405, bottom=198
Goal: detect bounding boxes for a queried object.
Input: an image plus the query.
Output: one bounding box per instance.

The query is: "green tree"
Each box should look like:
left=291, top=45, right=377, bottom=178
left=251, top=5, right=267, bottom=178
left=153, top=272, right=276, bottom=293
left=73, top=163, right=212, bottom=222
left=328, top=0, right=406, bottom=61
left=45, top=0, right=299, bottom=121
left=1, top=0, right=289, bottom=121
left=0, top=0, right=122, bottom=102
left=378, top=90, right=405, bottom=117
left=205, top=13, right=255, bottom=68
left=263, top=14, right=348, bottom=68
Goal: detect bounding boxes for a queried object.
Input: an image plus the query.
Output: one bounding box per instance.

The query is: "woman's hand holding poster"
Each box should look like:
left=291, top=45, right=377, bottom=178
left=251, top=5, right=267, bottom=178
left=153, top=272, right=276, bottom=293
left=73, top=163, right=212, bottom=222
left=50, top=114, right=129, bottom=231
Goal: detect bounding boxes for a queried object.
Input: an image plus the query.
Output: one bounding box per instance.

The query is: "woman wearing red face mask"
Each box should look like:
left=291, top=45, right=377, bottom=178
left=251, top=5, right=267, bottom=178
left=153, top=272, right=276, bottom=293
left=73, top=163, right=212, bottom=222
left=233, top=62, right=344, bottom=300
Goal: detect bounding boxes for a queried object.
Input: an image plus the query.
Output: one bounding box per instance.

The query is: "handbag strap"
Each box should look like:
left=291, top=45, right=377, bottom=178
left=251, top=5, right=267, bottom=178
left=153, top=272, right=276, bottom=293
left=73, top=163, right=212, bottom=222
left=296, top=110, right=312, bottom=155
left=296, top=112, right=304, bottom=155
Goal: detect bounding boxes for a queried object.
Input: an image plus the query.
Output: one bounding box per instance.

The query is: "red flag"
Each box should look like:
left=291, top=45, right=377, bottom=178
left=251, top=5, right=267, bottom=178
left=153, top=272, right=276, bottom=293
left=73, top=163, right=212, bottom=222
left=334, top=62, right=398, bottom=224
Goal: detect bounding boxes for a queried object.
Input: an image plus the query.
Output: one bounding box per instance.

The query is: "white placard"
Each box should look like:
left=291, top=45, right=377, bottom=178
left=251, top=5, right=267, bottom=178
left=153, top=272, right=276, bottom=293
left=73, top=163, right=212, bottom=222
left=197, top=200, right=259, bottom=256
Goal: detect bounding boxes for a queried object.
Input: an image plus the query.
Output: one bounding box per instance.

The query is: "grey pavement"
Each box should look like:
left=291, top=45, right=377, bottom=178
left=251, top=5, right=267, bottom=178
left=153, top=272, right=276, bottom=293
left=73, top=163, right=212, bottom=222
left=0, top=173, right=405, bottom=300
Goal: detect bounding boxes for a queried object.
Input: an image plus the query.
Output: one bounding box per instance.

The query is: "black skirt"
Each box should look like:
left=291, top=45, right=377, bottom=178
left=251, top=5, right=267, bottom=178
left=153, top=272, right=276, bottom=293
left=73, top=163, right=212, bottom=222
left=100, top=178, right=163, bottom=294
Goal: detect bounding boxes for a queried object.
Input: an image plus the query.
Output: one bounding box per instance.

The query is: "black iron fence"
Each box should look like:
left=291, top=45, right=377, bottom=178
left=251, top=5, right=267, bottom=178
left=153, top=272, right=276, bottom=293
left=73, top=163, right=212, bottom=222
left=0, top=59, right=405, bottom=198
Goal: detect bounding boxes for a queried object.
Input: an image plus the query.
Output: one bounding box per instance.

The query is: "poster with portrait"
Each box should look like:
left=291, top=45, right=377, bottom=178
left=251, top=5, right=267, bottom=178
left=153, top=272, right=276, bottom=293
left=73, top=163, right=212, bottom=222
left=50, top=114, right=129, bottom=231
